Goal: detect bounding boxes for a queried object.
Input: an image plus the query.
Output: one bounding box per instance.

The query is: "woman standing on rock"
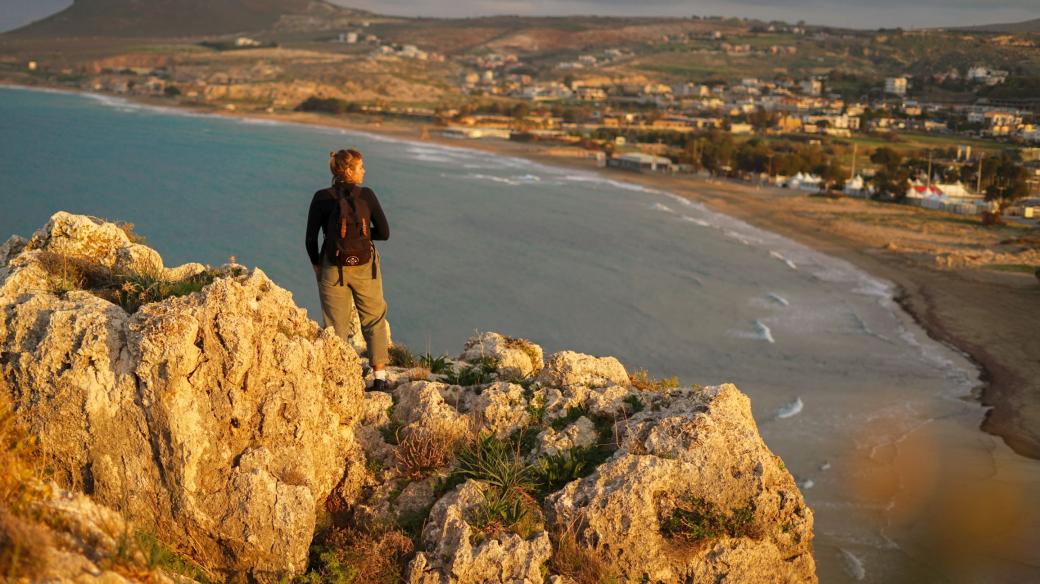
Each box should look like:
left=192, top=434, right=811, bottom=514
left=305, top=149, right=391, bottom=391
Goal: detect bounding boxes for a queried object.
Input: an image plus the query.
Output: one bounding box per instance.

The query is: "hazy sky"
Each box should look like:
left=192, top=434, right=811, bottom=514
left=0, top=0, right=1036, bottom=33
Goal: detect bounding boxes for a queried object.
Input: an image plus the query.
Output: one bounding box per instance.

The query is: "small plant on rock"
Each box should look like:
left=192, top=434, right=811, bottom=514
left=660, top=497, right=759, bottom=545
left=298, top=526, right=413, bottom=584
left=419, top=352, right=452, bottom=375
left=629, top=369, right=680, bottom=392
left=548, top=523, right=618, bottom=584
left=533, top=449, right=589, bottom=496
left=394, top=424, right=465, bottom=480
left=503, top=336, right=542, bottom=372
left=453, top=432, right=543, bottom=540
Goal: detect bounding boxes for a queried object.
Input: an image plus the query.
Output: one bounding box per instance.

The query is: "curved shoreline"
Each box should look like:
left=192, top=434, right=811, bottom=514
left=2, top=81, right=1037, bottom=461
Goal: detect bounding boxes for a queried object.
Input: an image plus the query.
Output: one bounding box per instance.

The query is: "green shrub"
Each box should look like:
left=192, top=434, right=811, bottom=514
left=453, top=433, right=543, bottom=539
left=525, top=393, right=546, bottom=425
left=533, top=449, right=589, bottom=495
left=112, top=266, right=215, bottom=313
left=622, top=394, right=644, bottom=414
left=420, top=352, right=452, bottom=374
left=660, top=497, right=758, bottom=544
left=111, top=530, right=215, bottom=582
left=454, top=433, right=533, bottom=492
left=468, top=486, right=537, bottom=539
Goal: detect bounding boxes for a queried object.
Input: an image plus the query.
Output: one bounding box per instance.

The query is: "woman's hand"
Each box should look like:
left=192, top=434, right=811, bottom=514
left=312, top=264, right=321, bottom=275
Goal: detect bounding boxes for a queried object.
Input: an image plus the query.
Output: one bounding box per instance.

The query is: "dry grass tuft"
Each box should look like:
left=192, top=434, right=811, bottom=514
left=0, top=509, right=52, bottom=578
left=0, top=396, right=54, bottom=578
left=35, top=251, right=216, bottom=313
left=629, top=369, right=680, bottom=392
left=0, top=396, right=50, bottom=515
left=394, top=423, right=466, bottom=480
left=407, top=367, right=432, bottom=382
left=548, top=522, right=618, bottom=584
left=300, top=526, right=414, bottom=584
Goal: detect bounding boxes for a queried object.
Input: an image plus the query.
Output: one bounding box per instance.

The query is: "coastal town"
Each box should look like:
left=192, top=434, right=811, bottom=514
left=8, top=15, right=1038, bottom=223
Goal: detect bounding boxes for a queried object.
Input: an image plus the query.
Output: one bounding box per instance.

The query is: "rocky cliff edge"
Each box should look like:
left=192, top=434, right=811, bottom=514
left=0, top=212, right=816, bottom=583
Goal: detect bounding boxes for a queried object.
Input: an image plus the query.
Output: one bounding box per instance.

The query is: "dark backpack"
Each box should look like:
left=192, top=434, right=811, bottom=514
left=325, top=184, right=373, bottom=268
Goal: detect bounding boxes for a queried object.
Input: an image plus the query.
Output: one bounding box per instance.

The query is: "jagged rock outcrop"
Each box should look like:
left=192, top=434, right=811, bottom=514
left=535, top=351, right=629, bottom=389
left=3, top=212, right=816, bottom=583
left=461, top=332, right=544, bottom=379
left=0, top=213, right=364, bottom=579
left=355, top=339, right=817, bottom=584
left=547, top=384, right=816, bottom=583
left=407, top=480, right=553, bottom=584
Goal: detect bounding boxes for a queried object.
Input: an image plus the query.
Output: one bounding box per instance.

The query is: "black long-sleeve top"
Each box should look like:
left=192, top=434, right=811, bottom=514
left=305, top=184, right=389, bottom=266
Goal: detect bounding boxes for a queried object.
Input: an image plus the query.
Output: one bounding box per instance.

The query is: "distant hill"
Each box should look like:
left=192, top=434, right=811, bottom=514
left=959, top=17, right=1040, bottom=34
left=6, top=0, right=372, bottom=38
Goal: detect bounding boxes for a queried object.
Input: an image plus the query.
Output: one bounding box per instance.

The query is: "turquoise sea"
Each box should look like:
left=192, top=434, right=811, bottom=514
left=2, top=86, right=1037, bottom=582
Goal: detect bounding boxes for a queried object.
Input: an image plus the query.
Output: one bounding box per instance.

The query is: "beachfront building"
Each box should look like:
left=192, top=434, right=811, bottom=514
left=844, top=175, right=874, bottom=198
left=608, top=152, right=676, bottom=173
left=905, top=181, right=992, bottom=215
left=440, top=126, right=512, bottom=139
left=784, top=172, right=823, bottom=192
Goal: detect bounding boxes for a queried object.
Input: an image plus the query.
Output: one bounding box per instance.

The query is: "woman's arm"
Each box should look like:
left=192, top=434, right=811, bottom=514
left=305, top=191, right=324, bottom=266
left=366, top=188, right=390, bottom=241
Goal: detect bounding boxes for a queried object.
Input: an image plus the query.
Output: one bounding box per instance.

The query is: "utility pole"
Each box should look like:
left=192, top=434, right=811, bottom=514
left=976, top=155, right=983, bottom=195
left=850, top=143, right=858, bottom=180
left=926, top=150, right=933, bottom=189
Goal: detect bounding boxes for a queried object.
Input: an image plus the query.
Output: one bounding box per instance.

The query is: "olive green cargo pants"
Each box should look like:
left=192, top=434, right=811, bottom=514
left=317, top=252, right=390, bottom=367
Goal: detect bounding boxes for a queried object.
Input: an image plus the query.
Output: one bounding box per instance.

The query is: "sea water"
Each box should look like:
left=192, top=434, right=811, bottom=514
left=2, top=86, right=1038, bottom=582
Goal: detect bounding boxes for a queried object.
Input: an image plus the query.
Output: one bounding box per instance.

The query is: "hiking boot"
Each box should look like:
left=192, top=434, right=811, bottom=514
left=369, top=378, right=390, bottom=393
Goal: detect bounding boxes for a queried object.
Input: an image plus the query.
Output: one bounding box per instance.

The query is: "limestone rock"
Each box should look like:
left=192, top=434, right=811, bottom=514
left=547, top=384, right=817, bottom=583
left=460, top=332, right=543, bottom=378
left=467, top=382, right=531, bottom=437
left=0, top=214, right=365, bottom=579
left=541, top=386, right=590, bottom=420
left=534, top=417, right=598, bottom=457
left=393, top=381, right=472, bottom=441
left=585, top=384, right=635, bottom=416
left=0, top=234, right=27, bottom=267
left=536, top=351, right=629, bottom=389
left=25, top=211, right=164, bottom=275
left=407, top=480, right=552, bottom=584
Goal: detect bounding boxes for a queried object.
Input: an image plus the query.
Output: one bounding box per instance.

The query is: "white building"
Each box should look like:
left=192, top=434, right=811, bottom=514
left=885, top=77, right=908, bottom=96
left=844, top=175, right=874, bottom=198
left=800, top=79, right=823, bottom=96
